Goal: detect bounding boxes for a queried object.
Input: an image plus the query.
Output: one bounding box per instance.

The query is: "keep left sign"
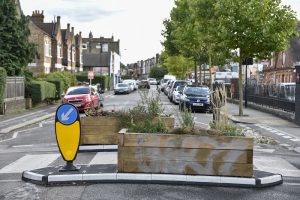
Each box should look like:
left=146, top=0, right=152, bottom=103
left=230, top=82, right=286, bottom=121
left=55, top=103, right=81, bottom=162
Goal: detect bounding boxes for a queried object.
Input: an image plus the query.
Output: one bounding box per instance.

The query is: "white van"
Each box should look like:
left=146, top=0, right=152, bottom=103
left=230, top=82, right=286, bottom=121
left=161, top=75, right=176, bottom=92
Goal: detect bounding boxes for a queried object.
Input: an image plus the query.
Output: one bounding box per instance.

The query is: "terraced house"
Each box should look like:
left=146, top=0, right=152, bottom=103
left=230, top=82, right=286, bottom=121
left=27, top=11, right=82, bottom=74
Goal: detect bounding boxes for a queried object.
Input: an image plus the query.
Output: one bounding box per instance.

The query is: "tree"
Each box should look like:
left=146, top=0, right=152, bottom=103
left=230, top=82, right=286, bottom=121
left=164, top=55, right=193, bottom=79
left=149, top=65, right=168, bottom=80
left=215, top=0, right=298, bottom=116
left=0, top=0, right=35, bottom=76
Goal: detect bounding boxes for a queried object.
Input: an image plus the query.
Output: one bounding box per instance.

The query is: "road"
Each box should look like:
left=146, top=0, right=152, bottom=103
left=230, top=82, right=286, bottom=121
left=0, top=85, right=300, bottom=200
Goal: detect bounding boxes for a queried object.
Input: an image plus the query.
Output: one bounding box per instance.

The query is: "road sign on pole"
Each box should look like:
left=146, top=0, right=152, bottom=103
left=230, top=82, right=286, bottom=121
left=55, top=103, right=81, bottom=171
left=88, top=71, right=94, bottom=85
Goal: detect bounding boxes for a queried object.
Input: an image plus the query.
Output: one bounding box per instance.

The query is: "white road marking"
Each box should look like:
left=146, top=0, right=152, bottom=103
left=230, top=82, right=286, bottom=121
left=270, top=130, right=278, bottom=133
left=0, top=154, right=60, bottom=173
left=0, top=132, right=18, bottom=143
left=290, top=139, right=300, bottom=142
left=88, top=152, right=117, bottom=165
left=283, top=182, right=300, bottom=186
left=275, top=132, right=285, bottom=136
left=254, top=149, right=275, bottom=153
left=254, top=156, right=300, bottom=177
left=0, top=110, right=45, bottom=124
left=283, top=136, right=292, bottom=139
left=12, top=145, right=34, bottom=148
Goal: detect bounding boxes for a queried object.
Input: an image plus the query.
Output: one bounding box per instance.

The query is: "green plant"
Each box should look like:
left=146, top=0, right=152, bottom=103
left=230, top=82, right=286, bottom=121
left=46, top=72, right=70, bottom=91
left=179, top=105, right=195, bottom=130
left=45, top=78, right=64, bottom=101
left=0, top=67, right=7, bottom=104
left=25, top=81, right=56, bottom=104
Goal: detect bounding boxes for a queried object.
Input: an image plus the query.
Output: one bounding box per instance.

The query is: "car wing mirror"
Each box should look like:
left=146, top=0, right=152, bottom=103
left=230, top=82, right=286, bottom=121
left=179, top=91, right=182, bottom=94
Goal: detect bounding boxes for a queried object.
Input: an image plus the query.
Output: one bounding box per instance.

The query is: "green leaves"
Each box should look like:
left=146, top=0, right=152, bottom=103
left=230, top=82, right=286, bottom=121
left=0, top=0, right=35, bottom=76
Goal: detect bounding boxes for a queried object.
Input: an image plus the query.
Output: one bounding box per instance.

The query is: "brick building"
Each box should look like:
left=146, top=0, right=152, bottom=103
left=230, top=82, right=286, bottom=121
left=27, top=11, right=82, bottom=74
left=263, top=25, right=300, bottom=85
left=82, top=32, right=121, bottom=87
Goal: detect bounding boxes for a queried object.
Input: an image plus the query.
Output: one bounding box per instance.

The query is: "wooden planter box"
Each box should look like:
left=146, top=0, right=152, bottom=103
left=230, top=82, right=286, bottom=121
left=81, top=116, right=175, bottom=145
left=118, top=130, right=253, bottom=177
left=81, top=116, right=120, bottom=145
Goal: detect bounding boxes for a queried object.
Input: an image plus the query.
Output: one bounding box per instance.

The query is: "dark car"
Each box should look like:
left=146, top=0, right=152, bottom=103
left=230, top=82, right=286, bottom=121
left=62, top=86, right=99, bottom=112
left=179, top=85, right=212, bottom=112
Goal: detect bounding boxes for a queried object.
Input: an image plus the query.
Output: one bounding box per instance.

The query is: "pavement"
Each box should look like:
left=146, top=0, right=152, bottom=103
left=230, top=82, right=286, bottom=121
left=1, top=97, right=298, bottom=187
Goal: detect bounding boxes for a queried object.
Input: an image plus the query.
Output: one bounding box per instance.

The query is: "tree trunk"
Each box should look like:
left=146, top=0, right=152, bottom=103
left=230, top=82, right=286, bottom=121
left=209, top=53, right=213, bottom=90
left=194, top=60, right=198, bottom=86
left=239, top=53, right=244, bottom=116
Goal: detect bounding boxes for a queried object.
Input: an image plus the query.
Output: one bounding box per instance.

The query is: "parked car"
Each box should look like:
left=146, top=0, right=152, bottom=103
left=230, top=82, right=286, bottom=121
left=138, top=80, right=150, bottom=89
left=161, top=75, right=176, bottom=92
left=179, top=85, right=212, bottom=112
left=122, top=79, right=138, bottom=91
left=114, top=83, right=130, bottom=94
left=172, top=85, right=185, bottom=104
left=148, top=78, right=157, bottom=85
left=164, top=80, right=174, bottom=96
left=62, top=86, right=99, bottom=112
left=168, top=80, right=187, bottom=101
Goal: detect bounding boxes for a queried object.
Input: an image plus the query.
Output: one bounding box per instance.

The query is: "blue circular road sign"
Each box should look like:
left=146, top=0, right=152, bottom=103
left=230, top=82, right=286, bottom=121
left=56, top=104, right=78, bottom=125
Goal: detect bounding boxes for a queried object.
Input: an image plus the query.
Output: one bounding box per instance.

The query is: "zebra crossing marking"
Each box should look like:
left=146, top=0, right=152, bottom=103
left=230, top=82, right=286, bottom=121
left=0, top=154, right=60, bottom=173
left=88, top=152, right=117, bottom=165
left=254, top=156, right=300, bottom=177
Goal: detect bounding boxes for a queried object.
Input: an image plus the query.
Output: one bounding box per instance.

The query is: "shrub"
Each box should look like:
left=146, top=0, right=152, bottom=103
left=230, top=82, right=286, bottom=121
left=46, top=72, right=70, bottom=92
left=0, top=67, right=7, bottom=104
left=25, top=81, right=56, bottom=104
left=76, top=74, right=110, bottom=91
left=46, top=78, right=64, bottom=100
left=62, top=72, right=77, bottom=87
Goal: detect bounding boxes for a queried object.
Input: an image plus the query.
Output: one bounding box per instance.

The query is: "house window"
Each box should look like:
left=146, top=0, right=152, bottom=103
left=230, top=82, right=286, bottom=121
left=44, top=37, right=51, bottom=57
left=57, top=43, right=62, bottom=58
left=102, top=43, right=108, bottom=52
left=96, top=43, right=101, bottom=49
left=82, top=43, right=87, bottom=49
left=72, top=45, right=75, bottom=62
left=68, top=46, right=71, bottom=61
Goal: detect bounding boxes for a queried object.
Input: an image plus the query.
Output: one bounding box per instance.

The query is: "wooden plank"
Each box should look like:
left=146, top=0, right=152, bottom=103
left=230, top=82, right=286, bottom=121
left=81, top=125, right=119, bottom=134
left=121, top=133, right=253, bottom=150
left=81, top=134, right=117, bottom=144
left=118, top=147, right=253, bottom=164
left=81, top=116, right=119, bottom=126
left=118, top=159, right=253, bottom=177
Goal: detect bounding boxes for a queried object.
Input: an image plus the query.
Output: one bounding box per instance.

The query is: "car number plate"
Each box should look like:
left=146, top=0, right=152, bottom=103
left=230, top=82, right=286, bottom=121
left=193, top=103, right=203, bottom=106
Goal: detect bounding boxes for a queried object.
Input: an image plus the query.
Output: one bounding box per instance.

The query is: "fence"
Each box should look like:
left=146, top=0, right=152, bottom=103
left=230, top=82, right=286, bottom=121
left=4, top=77, right=25, bottom=101
left=223, top=84, right=295, bottom=113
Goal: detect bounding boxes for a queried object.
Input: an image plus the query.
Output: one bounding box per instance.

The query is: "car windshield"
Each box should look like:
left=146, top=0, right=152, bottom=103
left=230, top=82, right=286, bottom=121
left=117, top=84, right=128, bottom=87
left=176, top=85, right=185, bottom=92
left=184, top=87, right=209, bottom=96
left=66, top=87, right=90, bottom=95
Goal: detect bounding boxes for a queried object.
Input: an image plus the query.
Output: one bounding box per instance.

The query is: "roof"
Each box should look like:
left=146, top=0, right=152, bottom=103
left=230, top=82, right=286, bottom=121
left=82, top=52, right=111, bottom=67
left=35, top=23, right=54, bottom=36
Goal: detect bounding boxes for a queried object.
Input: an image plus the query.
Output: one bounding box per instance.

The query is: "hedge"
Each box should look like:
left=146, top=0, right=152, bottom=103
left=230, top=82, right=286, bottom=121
left=46, top=72, right=70, bottom=92
left=0, top=67, right=7, bottom=104
left=45, top=78, right=64, bottom=100
left=25, top=81, right=56, bottom=104
left=76, top=74, right=110, bottom=91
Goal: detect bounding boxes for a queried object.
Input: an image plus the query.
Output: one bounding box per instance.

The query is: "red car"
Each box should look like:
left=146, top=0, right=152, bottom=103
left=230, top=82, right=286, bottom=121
left=62, top=86, right=99, bottom=112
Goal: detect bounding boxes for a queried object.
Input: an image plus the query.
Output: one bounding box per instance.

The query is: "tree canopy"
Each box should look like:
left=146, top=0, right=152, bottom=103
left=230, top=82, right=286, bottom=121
left=162, top=0, right=298, bottom=115
left=0, top=0, right=35, bottom=76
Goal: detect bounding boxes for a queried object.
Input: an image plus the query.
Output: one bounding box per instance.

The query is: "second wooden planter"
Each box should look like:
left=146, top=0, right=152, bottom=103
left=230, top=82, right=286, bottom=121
left=80, top=116, right=175, bottom=145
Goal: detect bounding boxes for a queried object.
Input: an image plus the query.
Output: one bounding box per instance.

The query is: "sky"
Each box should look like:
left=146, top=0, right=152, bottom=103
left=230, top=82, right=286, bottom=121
left=20, top=0, right=300, bottom=65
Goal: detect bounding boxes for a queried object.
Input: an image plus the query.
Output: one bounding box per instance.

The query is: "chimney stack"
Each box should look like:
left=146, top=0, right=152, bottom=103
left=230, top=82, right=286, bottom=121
left=31, top=10, right=44, bottom=24
left=57, top=16, right=61, bottom=24
left=67, top=23, right=70, bottom=31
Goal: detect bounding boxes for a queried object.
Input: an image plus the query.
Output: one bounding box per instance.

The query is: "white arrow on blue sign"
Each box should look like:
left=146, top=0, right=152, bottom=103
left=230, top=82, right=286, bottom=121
left=56, top=104, right=78, bottom=125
